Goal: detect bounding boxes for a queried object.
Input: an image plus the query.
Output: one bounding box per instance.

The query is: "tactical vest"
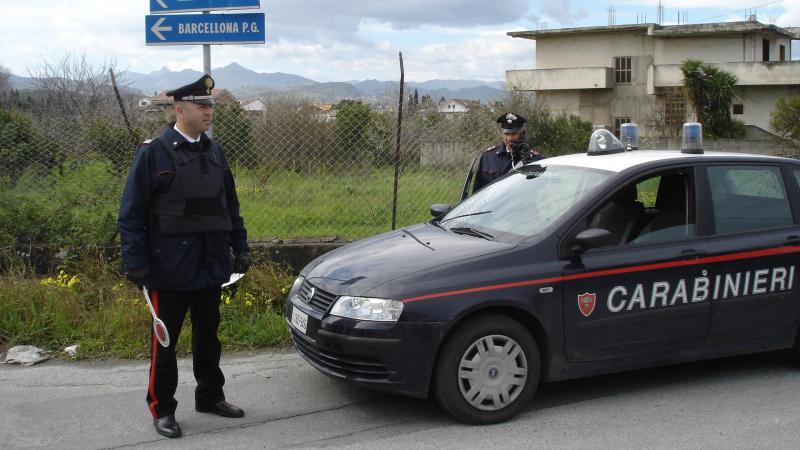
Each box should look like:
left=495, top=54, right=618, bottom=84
left=152, top=139, right=233, bottom=235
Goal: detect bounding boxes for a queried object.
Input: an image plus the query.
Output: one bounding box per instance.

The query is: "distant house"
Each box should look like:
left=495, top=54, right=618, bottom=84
left=137, top=88, right=238, bottom=113
left=437, top=99, right=479, bottom=114
left=240, top=98, right=267, bottom=114
left=298, top=103, right=337, bottom=122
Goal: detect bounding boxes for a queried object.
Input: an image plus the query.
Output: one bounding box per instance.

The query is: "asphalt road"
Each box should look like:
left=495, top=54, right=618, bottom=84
left=2, top=348, right=799, bottom=449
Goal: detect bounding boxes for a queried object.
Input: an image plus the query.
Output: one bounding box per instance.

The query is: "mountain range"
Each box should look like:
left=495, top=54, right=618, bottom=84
left=7, top=63, right=507, bottom=104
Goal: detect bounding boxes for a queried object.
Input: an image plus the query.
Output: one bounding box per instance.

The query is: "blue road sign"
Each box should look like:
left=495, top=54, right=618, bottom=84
left=150, top=0, right=260, bottom=14
left=145, top=13, right=265, bottom=45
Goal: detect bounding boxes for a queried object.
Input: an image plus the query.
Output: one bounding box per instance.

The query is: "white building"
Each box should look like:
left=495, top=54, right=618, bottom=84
left=437, top=99, right=473, bottom=114
left=506, top=19, right=800, bottom=137
left=240, top=98, right=267, bottom=113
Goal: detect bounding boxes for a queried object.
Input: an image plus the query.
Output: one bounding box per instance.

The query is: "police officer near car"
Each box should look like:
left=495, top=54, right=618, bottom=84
left=118, top=74, right=251, bottom=439
left=470, top=112, right=543, bottom=194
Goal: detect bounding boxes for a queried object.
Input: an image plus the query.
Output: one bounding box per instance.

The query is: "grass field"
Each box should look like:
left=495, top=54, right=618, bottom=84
left=0, top=254, right=296, bottom=359
left=231, top=166, right=464, bottom=239
left=0, top=163, right=465, bottom=246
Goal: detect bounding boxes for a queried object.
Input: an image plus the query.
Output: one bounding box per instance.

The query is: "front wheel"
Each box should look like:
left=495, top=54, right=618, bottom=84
left=432, top=314, right=541, bottom=424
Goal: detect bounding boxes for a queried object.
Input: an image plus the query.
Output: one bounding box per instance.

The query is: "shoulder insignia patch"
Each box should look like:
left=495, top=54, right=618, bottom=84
left=142, top=138, right=155, bottom=145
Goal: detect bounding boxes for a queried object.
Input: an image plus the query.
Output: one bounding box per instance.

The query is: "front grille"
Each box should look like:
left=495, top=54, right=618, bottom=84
left=298, top=280, right=338, bottom=313
left=291, top=329, right=389, bottom=380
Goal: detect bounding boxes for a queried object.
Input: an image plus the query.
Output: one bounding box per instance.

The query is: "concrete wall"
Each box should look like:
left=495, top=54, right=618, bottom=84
left=653, top=61, right=800, bottom=87
left=419, top=141, right=476, bottom=168
left=534, top=33, right=654, bottom=69
left=655, top=36, right=747, bottom=64
left=506, top=67, right=614, bottom=90
left=735, top=85, right=800, bottom=132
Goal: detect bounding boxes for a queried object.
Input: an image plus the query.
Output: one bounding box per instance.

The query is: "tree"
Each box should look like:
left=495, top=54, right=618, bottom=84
left=0, top=108, right=57, bottom=179
left=83, top=117, right=143, bottom=171
left=0, top=64, right=10, bottom=91
left=27, top=53, right=119, bottom=119
left=680, top=59, right=743, bottom=138
left=332, top=100, right=375, bottom=166
left=213, top=102, right=254, bottom=167
left=770, top=97, right=800, bottom=155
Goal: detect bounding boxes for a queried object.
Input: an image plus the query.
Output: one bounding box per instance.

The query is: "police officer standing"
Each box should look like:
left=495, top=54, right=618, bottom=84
left=118, top=75, right=250, bottom=439
left=471, top=113, right=543, bottom=193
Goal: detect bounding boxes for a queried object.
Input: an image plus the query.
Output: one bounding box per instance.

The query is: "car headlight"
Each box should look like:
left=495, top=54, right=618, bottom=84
left=287, top=276, right=304, bottom=300
left=330, top=296, right=404, bottom=322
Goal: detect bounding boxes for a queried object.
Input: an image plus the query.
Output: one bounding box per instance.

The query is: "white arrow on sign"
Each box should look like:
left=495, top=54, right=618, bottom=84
left=155, top=0, right=168, bottom=8
left=150, top=17, right=172, bottom=41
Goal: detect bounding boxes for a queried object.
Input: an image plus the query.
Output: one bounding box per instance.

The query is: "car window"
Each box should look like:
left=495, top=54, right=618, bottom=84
left=707, top=165, right=792, bottom=234
left=440, top=164, right=611, bottom=241
left=586, top=169, right=696, bottom=247
left=793, top=169, right=800, bottom=192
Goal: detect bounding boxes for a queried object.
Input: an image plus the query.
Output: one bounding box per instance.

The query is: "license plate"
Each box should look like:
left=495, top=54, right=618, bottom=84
left=291, top=307, right=308, bottom=334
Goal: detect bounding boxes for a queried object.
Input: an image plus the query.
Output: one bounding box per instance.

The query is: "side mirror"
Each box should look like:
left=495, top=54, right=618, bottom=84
left=571, top=228, right=613, bottom=254
left=430, top=204, right=452, bottom=218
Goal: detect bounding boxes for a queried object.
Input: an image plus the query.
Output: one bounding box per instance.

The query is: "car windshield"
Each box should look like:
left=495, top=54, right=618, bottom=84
left=439, top=164, right=612, bottom=241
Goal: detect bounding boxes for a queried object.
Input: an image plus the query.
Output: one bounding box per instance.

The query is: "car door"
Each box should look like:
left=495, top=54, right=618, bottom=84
left=703, top=163, right=800, bottom=345
left=562, top=166, right=712, bottom=362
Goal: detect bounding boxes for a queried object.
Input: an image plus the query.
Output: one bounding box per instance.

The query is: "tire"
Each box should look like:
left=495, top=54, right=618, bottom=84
left=432, top=314, right=541, bottom=425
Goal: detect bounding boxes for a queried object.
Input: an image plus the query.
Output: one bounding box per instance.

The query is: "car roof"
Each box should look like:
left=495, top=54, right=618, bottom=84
left=539, top=150, right=794, bottom=173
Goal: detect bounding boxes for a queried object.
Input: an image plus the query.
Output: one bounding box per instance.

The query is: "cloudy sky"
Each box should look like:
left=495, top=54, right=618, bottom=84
left=0, top=0, right=798, bottom=82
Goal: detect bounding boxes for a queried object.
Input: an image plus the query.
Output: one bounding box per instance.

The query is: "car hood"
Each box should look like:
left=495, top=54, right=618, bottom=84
left=302, top=222, right=513, bottom=295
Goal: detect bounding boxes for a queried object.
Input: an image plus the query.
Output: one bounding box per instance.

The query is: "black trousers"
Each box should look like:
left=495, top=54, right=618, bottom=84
left=145, top=287, right=225, bottom=419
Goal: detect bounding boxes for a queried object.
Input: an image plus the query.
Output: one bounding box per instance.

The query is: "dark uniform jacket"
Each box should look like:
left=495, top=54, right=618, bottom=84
left=472, top=142, right=543, bottom=193
left=118, top=124, right=248, bottom=291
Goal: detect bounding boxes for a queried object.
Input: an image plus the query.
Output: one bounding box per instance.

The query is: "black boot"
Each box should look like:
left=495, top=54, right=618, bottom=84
left=196, top=400, right=245, bottom=418
left=153, top=414, right=182, bottom=438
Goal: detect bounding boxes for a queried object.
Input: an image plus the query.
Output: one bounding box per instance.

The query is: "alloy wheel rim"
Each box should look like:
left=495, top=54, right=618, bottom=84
left=457, top=334, right=528, bottom=411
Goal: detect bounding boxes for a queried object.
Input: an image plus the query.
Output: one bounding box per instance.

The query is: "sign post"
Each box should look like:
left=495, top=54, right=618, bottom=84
left=145, top=0, right=263, bottom=137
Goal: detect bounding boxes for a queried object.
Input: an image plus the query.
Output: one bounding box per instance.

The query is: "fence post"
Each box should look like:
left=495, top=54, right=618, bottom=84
left=391, top=52, right=405, bottom=230
left=109, top=68, right=136, bottom=148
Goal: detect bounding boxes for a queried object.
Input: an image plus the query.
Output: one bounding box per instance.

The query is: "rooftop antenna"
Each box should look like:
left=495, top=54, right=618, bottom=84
left=608, top=6, right=616, bottom=26
left=657, top=1, right=664, bottom=25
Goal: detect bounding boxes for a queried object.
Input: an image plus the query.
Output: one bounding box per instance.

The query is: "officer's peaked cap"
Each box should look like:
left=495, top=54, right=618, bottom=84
left=166, top=74, right=215, bottom=105
left=496, top=112, right=527, bottom=133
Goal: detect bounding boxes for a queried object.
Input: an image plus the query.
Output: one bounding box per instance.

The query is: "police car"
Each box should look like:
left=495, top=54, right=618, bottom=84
left=284, top=124, right=800, bottom=424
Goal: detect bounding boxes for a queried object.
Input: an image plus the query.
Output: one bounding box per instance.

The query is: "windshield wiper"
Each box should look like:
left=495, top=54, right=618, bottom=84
left=440, top=210, right=492, bottom=224
left=449, top=227, right=495, bottom=241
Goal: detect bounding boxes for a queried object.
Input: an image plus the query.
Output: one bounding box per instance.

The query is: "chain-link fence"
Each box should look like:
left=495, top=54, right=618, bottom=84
left=3, top=86, right=587, bottom=248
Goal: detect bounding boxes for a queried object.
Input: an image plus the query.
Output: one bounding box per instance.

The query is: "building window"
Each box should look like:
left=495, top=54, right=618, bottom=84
left=662, top=87, right=686, bottom=134
left=763, top=39, right=770, bottom=61
left=780, top=45, right=786, bottom=62
left=613, top=117, right=631, bottom=138
left=733, top=104, right=744, bottom=115
left=614, top=57, right=632, bottom=84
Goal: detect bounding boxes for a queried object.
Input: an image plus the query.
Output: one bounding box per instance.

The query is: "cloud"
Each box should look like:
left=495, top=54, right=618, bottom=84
left=408, top=31, right=534, bottom=82
left=264, top=0, right=530, bottom=44
left=0, top=0, right=534, bottom=82
left=777, top=1, right=800, bottom=27
left=538, top=0, right=588, bottom=26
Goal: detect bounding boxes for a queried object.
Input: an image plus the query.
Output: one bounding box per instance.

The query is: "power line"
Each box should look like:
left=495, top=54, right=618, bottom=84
left=692, top=0, right=785, bottom=24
